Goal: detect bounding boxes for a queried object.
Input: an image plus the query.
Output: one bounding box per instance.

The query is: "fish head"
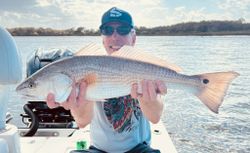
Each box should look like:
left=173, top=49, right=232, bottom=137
left=16, top=72, right=73, bottom=102
left=16, top=73, right=50, bottom=100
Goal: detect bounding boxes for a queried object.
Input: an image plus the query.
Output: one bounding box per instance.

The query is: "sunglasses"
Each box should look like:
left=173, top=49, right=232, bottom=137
left=100, top=25, right=132, bottom=36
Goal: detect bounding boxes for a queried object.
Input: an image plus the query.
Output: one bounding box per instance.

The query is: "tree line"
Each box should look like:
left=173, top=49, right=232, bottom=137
left=7, top=20, right=250, bottom=36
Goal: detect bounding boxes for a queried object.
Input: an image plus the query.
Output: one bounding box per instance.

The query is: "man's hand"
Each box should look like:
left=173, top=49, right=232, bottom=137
left=131, top=80, right=167, bottom=124
left=46, top=79, right=94, bottom=128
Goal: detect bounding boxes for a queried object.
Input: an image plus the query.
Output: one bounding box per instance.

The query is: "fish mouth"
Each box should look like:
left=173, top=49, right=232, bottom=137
left=20, top=94, right=37, bottom=99
left=17, top=91, right=37, bottom=99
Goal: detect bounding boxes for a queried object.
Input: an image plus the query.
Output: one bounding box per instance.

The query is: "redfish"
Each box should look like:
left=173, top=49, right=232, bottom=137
left=16, top=44, right=239, bottom=113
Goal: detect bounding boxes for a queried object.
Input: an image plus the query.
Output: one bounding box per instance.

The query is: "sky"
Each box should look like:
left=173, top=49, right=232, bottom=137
left=1, top=0, right=250, bottom=29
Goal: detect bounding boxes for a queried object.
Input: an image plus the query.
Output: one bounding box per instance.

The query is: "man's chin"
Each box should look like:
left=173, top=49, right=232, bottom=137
left=108, top=46, right=122, bottom=54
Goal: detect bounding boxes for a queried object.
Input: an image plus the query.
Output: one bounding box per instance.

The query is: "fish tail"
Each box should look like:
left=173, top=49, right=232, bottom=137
left=194, top=71, right=239, bottom=113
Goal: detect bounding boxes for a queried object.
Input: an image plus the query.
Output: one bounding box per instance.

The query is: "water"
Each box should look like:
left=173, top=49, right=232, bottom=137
left=6, top=36, right=250, bottom=153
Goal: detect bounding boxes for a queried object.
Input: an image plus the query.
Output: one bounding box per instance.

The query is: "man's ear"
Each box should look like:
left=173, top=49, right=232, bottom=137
left=101, top=35, right=104, bottom=44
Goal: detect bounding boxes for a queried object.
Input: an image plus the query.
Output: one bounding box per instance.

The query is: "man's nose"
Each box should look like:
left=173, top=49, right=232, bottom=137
left=111, top=30, right=119, bottom=38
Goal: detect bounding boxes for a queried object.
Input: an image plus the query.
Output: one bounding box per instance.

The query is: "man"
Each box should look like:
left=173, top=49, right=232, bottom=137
left=47, top=7, right=167, bottom=153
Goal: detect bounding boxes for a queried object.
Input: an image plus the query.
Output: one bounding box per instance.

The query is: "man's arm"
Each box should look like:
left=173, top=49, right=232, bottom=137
left=131, top=80, right=166, bottom=124
left=47, top=80, right=93, bottom=128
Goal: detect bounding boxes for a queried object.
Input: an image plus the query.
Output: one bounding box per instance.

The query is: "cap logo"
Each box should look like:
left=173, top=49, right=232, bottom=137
left=110, top=8, right=122, bottom=17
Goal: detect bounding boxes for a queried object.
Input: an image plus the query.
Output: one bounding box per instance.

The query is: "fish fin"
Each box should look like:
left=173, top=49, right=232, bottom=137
left=111, top=46, right=182, bottom=72
left=74, top=43, right=106, bottom=56
left=194, top=71, right=239, bottom=113
left=84, top=73, right=97, bottom=85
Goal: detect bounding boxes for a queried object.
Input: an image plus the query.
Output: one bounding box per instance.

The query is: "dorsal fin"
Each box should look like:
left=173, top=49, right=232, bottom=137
left=111, top=46, right=182, bottom=72
left=74, top=43, right=106, bottom=56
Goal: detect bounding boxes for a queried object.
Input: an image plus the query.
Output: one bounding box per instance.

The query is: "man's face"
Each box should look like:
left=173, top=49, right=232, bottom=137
left=102, top=22, right=136, bottom=55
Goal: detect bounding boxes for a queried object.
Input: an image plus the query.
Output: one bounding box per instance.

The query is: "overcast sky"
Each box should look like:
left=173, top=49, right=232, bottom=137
left=1, top=0, right=250, bottom=29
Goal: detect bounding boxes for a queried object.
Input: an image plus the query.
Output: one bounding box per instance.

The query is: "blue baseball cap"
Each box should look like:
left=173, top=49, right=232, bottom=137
left=100, top=7, right=134, bottom=29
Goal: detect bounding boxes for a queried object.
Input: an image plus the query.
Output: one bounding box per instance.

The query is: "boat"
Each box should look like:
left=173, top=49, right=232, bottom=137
left=2, top=100, right=177, bottom=153
left=1, top=99, right=178, bottom=153
left=2, top=117, right=178, bottom=153
left=0, top=26, right=177, bottom=153
left=19, top=122, right=177, bottom=153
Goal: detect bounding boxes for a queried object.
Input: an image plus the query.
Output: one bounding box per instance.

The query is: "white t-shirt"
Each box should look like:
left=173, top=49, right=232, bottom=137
left=90, top=95, right=151, bottom=153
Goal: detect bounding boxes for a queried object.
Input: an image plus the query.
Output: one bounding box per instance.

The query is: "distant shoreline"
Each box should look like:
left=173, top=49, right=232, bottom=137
left=11, top=31, right=250, bottom=36
left=7, top=20, right=250, bottom=36
left=11, top=33, right=250, bottom=36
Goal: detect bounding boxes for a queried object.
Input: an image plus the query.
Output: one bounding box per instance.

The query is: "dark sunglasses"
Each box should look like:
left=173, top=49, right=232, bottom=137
left=100, top=25, right=132, bottom=36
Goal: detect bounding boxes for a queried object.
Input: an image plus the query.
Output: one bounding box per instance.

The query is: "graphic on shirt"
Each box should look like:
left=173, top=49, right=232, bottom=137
left=104, top=95, right=141, bottom=133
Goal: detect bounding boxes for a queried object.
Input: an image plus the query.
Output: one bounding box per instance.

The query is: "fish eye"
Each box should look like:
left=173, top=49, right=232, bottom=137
left=28, top=82, right=35, bottom=88
left=203, top=79, right=209, bottom=84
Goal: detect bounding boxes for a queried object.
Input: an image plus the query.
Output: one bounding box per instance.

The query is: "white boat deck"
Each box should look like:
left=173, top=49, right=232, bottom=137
left=19, top=121, right=177, bottom=153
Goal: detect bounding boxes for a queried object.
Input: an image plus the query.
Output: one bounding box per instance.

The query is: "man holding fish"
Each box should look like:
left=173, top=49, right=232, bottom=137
left=16, top=7, right=238, bottom=153
left=47, top=7, right=165, bottom=153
